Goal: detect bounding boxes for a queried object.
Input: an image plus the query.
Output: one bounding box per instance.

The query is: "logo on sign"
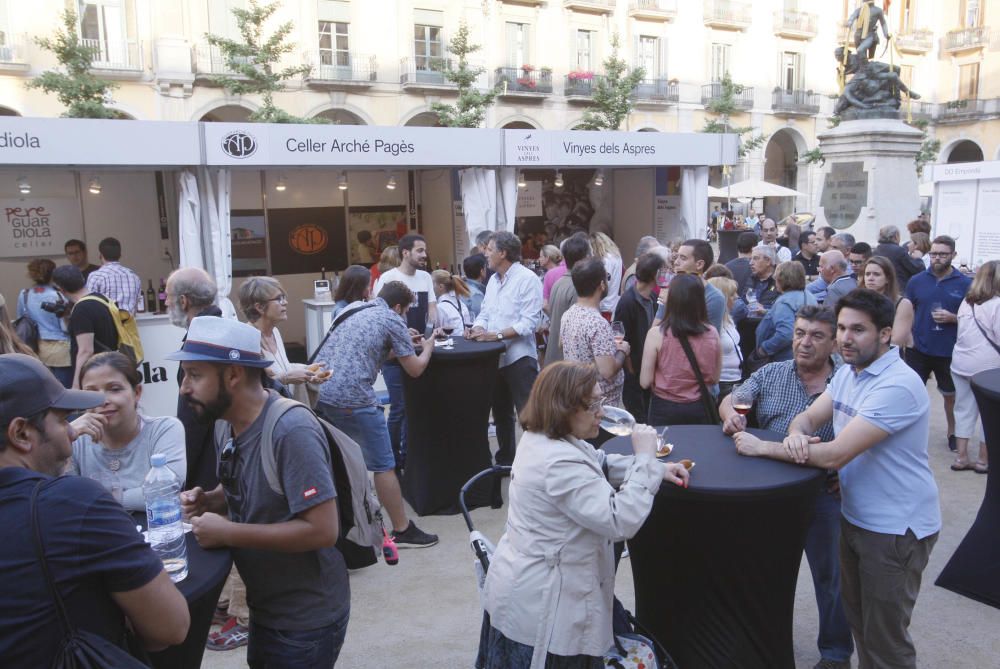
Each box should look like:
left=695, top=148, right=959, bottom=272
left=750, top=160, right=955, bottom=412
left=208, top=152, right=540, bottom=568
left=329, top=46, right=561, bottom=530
left=289, top=224, right=328, bottom=255
left=512, top=132, right=543, bottom=164
left=221, top=131, right=257, bottom=159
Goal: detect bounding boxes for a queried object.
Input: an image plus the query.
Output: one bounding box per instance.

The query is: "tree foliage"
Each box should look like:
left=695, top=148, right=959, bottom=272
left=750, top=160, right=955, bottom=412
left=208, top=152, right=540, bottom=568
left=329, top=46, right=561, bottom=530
left=26, top=9, right=119, bottom=118
left=431, top=22, right=498, bottom=128
left=206, top=0, right=327, bottom=123
left=701, top=72, right=767, bottom=157
left=577, top=35, right=645, bottom=131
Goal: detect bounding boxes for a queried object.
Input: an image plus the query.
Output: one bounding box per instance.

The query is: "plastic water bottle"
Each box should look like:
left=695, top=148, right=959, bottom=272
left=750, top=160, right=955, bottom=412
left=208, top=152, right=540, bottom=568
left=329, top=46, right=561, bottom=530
left=143, top=453, right=188, bottom=582
left=746, top=287, right=759, bottom=314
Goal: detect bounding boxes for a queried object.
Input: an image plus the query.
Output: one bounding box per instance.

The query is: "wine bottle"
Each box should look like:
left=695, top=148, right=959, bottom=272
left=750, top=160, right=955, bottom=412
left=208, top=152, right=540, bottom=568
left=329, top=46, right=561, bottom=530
left=157, top=278, right=167, bottom=313
left=135, top=285, right=146, bottom=313
left=146, top=280, right=157, bottom=314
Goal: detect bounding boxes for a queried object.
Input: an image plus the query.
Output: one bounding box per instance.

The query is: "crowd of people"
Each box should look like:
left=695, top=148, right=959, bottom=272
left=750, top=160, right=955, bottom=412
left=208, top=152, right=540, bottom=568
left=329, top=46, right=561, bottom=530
left=0, top=211, right=997, bottom=669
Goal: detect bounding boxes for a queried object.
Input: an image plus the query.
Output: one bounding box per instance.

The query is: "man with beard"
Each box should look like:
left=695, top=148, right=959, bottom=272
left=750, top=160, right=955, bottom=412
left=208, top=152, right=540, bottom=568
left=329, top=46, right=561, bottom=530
left=175, top=317, right=350, bottom=667
left=904, top=235, right=972, bottom=452
left=165, top=267, right=222, bottom=492
left=0, top=354, right=189, bottom=665
left=720, top=306, right=853, bottom=669
left=732, top=289, right=939, bottom=669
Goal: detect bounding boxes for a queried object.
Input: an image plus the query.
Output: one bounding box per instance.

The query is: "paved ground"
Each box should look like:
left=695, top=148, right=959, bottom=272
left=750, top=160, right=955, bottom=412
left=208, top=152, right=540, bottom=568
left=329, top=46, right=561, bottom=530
left=202, top=379, right=999, bottom=668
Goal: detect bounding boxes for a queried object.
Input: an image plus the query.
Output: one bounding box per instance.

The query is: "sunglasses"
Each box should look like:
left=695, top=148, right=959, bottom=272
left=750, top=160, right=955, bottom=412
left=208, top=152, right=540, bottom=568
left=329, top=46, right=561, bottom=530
left=219, top=437, right=238, bottom=487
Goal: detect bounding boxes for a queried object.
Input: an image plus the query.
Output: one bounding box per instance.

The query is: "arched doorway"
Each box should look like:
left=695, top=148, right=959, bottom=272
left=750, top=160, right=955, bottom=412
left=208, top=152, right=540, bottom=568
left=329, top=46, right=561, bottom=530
left=403, top=111, right=442, bottom=127
left=0, top=106, right=21, bottom=116
left=501, top=120, right=537, bottom=129
left=200, top=105, right=253, bottom=122
left=762, top=128, right=807, bottom=221
left=313, top=108, right=366, bottom=125
left=637, top=127, right=659, bottom=132
left=946, top=140, right=984, bottom=164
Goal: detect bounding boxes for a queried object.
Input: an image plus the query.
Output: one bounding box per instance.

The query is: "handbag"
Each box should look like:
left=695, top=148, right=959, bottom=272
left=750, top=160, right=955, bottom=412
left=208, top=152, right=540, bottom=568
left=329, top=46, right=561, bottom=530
left=30, top=481, right=150, bottom=669
left=677, top=333, right=722, bottom=425
left=972, top=304, right=1000, bottom=357
left=604, top=606, right=678, bottom=669
left=13, top=289, right=40, bottom=352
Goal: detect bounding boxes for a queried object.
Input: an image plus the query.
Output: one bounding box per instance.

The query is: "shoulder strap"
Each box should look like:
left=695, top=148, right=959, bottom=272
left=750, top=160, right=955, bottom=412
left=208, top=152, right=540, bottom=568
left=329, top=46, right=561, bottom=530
left=307, top=302, right=377, bottom=365
left=972, top=304, right=1000, bottom=357
left=259, top=394, right=316, bottom=496
left=30, top=480, right=74, bottom=638
left=677, top=334, right=721, bottom=424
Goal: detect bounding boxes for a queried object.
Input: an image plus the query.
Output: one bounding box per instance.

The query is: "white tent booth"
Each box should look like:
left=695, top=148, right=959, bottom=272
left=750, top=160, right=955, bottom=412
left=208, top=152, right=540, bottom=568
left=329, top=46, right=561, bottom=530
left=0, top=117, right=737, bottom=416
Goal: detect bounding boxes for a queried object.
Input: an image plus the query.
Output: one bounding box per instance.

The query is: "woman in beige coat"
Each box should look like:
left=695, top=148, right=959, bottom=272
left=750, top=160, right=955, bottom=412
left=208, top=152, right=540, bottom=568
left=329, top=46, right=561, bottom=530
left=479, top=361, right=689, bottom=669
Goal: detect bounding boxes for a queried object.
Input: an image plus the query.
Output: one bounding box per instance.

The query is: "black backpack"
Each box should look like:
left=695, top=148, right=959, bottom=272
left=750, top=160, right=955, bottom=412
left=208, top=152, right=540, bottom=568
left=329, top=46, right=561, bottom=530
left=13, top=290, right=40, bottom=352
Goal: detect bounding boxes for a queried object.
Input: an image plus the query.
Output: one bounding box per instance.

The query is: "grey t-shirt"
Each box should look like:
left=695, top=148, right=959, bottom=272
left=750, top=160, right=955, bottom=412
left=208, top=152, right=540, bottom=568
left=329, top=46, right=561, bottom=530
left=69, top=415, right=186, bottom=512
left=218, top=392, right=349, bottom=630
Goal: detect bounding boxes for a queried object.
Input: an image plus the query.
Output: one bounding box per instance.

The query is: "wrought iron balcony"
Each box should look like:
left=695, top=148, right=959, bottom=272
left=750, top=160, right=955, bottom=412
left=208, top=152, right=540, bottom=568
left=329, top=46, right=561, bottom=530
left=936, top=98, right=989, bottom=123
left=193, top=43, right=253, bottom=81
left=305, top=52, right=377, bottom=90
left=704, top=0, right=751, bottom=31
left=399, top=56, right=458, bottom=90
left=631, top=78, right=679, bottom=104
left=0, top=34, right=29, bottom=72
left=771, top=89, right=820, bottom=116
left=563, top=0, right=616, bottom=14
left=565, top=73, right=602, bottom=101
left=903, top=100, right=936, bottom=123
left=773, top=10, right=818, bottom=40
left=702, top=81, right=754, bottom=110
left=628, top=0, right=678, bottom=21
left=495, top=67, right=553, bottom=96
left=943, top=26, right=991, bottom=52
left=82, top=38, right=143, bottom=74
left=895, top=28, right=934, bottom=54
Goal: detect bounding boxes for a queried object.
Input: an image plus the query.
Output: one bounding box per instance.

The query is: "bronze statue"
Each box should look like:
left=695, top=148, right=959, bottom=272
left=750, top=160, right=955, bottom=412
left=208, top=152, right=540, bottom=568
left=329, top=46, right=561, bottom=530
left=847, top=0, right=890, bottom=63
left=834, top=48, right=920, bottom=117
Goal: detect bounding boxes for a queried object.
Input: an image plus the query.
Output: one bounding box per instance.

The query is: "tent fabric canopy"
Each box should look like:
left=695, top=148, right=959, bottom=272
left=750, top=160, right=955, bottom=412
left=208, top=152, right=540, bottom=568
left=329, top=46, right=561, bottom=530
left=724, top=179, right=805, bottom=199
left=177, top=168, right=237, bottom=320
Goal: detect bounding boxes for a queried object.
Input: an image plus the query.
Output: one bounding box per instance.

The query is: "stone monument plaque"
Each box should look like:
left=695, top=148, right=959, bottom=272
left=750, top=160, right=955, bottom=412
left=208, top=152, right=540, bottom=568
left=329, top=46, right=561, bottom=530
left=820, top=162, right=869, bottom=229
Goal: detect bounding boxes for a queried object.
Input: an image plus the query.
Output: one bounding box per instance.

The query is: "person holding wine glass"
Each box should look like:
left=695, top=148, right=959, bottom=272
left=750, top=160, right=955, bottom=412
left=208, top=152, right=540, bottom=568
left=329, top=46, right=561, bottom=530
left=67, top=352, right=187, bottom=512
left=718, top=305, right=854, bottom=669
left=432, top=269, right=473, bottom=334
left=478, top=361, right=689, bottom=669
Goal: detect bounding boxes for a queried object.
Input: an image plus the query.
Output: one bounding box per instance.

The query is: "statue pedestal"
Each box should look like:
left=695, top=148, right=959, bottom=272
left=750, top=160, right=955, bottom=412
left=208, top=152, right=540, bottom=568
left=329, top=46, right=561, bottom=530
left=816, top=118, right=923, bottom=245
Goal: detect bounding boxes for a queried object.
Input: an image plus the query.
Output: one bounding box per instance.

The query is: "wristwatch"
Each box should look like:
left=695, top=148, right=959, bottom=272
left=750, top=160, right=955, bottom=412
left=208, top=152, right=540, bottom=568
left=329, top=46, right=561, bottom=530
left=496, top=331, right=504, bottom=341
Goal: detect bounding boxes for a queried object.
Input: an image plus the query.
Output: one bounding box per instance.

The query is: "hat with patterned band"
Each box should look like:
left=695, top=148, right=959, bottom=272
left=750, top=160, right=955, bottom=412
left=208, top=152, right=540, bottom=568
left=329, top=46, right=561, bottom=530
left=165, top=316, right=273, bottom=368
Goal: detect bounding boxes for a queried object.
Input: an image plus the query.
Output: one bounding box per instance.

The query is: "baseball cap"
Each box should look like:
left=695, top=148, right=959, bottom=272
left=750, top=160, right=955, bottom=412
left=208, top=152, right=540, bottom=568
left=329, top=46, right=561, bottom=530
left=0, top=354, right=105, bottom=427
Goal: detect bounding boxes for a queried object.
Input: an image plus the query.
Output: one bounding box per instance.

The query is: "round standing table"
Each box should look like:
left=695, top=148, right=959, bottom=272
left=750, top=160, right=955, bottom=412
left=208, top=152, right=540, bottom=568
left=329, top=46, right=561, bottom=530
left=401, top=336, right=506, bottom=515
left=604, top=425, right=824, bottom=669
left=133, top=513, right=233, bottom=669
left=936, top=368, right=1000, bottom=609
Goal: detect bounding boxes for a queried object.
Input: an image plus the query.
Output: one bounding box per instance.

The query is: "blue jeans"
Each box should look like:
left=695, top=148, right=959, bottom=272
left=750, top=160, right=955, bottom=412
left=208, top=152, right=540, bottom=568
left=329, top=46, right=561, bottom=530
left=804, top=488, right=854, bottom=663
left=247, top=612, right=349, bottom=669
left=317, top=403, right=396, bottom=473
left=381, top=361, right=407, bottom=468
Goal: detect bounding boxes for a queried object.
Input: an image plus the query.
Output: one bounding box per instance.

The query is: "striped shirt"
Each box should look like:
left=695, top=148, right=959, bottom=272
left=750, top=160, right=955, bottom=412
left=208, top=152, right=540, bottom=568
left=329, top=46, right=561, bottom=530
left=85, top=262, right=142, bottom=314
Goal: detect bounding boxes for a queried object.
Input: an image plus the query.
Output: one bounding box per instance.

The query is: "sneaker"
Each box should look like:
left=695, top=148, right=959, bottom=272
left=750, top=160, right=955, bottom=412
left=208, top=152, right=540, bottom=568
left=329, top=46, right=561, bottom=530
left=391, top=521, right=439, bottom=548
left=948, top=434, right=957, bottom=452
left=205, top=617, right=249, bottom=651
left=813, top=660, right=850, bottom=669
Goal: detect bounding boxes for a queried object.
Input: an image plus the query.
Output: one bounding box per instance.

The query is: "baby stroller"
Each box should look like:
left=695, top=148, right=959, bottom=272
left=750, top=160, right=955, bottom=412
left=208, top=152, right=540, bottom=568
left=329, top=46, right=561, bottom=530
left=459, top=466, right=677, bottom=669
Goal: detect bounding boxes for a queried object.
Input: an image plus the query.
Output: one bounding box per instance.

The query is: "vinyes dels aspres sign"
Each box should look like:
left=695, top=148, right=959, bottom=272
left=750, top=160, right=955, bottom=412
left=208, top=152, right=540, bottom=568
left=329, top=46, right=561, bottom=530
left=0, top=197, right=84, bottom=258
left=503, top=130, right=739, bottom=167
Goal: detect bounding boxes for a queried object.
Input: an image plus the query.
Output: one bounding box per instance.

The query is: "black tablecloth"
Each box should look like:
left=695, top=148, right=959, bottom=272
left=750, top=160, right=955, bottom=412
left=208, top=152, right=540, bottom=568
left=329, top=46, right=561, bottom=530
left=133, top=513, right=232, bottom=669
left=604, top=425, right=824, bottom=669
left=402, top=337, right=506, bottom=515
left=936, top=368, right=1000, bottom=610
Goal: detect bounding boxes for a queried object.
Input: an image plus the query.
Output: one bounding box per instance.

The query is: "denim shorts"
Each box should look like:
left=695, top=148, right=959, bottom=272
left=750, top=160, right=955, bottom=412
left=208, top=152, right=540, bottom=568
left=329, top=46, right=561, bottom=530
left=317, top=403, right=396, bottom=472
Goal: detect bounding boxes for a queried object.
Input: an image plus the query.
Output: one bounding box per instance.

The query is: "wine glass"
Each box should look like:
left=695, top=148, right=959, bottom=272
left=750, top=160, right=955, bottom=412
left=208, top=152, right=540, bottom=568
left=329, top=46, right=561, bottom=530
left=931, top=302, right=944, bottom=332
left=611, top=321, right=626, bottom=345
left=731, top=383, right=754, bottom=418
left=599, top=405, right=636, bottom=437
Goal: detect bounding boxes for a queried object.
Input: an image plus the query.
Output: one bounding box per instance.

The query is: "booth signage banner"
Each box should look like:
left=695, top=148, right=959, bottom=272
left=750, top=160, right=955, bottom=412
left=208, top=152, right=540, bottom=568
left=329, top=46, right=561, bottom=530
left=971, top=180, right=1000, bottom=264
left=204, top=123, right=504, bottom=167
left=503, top=130, right=739, bottom=167
left=0, top=117, right=200, bottom=166
left=516, top=181, right=543, bottom=217
left=931, top=161, right=1000, bottom=183
left=0, top=196, right=84, bottom=258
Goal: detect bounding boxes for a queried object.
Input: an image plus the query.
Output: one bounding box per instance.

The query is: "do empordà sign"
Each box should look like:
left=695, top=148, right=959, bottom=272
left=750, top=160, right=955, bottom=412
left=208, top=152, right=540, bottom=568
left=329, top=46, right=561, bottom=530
left=0, top=197, right=84, bottom=258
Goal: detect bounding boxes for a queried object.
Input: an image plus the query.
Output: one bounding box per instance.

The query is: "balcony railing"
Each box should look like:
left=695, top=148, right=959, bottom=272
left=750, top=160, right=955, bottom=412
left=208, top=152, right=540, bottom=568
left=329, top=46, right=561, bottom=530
left=0, top=35, right=28, bottom=65
left=495, top=67, right=553, bottom=95
left=628, top=0, right=678, bottom=21
left=772, top=89, right=820, bottom=116
left=936, top=98, right=990, bottom=123
left=194, top=43, right=252, bottom=77
left=702, top=81, right=754, bottom=110
left=704, top=0, right=752, bottom=30
left=904, top=100, right=936, bottom=123
left=563, top=0, right=616, bottom=14
left=306, top=52, right=376, bottom=88
left=895, top=28, right=934, bottom=54
left=773, top=10, right=818, bottom=39
left=943, top=26, right=991, bottom=52
left=82, top=38, right=143, bottom=72
left=400, top=57, right=458, bottom=89
left=631, top=78, right=679, bottom=104
left=565, top=73, right=603, bottom=99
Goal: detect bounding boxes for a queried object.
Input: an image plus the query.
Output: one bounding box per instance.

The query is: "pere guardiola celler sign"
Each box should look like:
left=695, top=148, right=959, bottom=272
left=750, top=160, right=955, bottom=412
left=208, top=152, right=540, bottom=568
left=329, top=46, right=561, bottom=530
left=0, top=197, right=84, bottom=258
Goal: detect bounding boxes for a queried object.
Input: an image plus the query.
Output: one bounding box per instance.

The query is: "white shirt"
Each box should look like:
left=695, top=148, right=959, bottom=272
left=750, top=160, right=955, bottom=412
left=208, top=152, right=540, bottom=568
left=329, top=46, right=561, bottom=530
left=719, top=319, right=743, bottom=382
left=372, top=266, right=434, bottom=299
left=599, top=253, right=623, bottom=314
left=756, top=241, right=792, bottom=264
left=436, top=291, right=471, bottom=331
left=473, top=262, right=543, bottom=368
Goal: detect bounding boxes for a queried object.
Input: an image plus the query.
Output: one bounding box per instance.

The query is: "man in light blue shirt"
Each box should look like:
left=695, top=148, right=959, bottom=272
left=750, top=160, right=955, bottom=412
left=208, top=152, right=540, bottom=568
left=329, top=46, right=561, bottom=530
left=469, top=231, right=543, bottom=465
left=732, top=288, right=939, bottom=669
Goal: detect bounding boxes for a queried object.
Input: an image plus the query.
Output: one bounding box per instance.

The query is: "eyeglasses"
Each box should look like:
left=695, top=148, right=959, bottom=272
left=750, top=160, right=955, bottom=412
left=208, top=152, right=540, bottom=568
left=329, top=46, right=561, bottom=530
left=268, top=294, right=288, bottom=304
left=219, top=437, right=238, bottom=487
left=584, top=399, right=604, bottom=414
left=928, top=252, right=953, bottom=258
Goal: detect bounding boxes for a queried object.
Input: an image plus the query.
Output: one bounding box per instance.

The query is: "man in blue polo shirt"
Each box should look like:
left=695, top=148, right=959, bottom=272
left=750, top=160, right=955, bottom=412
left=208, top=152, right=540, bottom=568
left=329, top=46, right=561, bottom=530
left=732, top=289, right=940, bottom=669
left=904, top=235, right=972, bottom=451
